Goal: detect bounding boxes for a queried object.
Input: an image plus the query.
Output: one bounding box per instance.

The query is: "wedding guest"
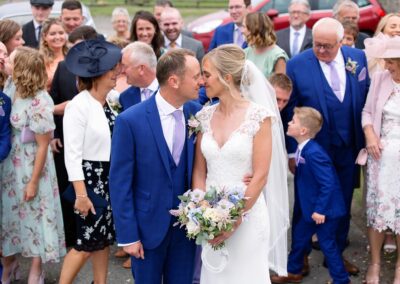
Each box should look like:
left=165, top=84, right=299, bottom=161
left=130, top=11, right=165, bottom=59
left=109, top=7, right=130, bottom=42
left=341, top=21, right=359, bottom=47
left=0, top=46, right=65, bottom=284
left=0, top=20, right=25, bottom=54
left=59, top=39, right=121, bottom=284
left=242, top=12, right=288, bottom=77
left=108, top=37, right=130, bottom=93
left=269, top=73, right=292, bottom=112
left=153, top=0, right=173, bottom=24
left=357, top=35, right=400, bottom=284
left=271, top=107, right=348, bottom=284
left=49, top=26, right=100, bottom=248
left=39, top=18, right=68, bottom=91
left=60, top=0, right=83, bottom=35
left=0, top=42, right=8, bottom=90
left=0, top=43, right=11, bottom=161
left=22, top=0, right=54, bottom=49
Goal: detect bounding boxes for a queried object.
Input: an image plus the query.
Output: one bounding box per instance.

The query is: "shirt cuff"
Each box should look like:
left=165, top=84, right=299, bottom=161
left=118, top=240, right=141, bottom=247
left=288, top=153, right=296, bottom=158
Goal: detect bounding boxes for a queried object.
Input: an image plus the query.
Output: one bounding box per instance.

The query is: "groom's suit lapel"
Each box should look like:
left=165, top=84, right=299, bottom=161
left=184, top=103, right=195, bottom=187
left=146, top=96, right=172, bottom=181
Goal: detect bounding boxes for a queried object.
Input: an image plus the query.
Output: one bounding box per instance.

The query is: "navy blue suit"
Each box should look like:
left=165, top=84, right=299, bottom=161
left=289, top=140, right=348, bottom=283
left=284, top=46, right=370, bottom=252
left=208, top=22, right=247, bottom=51
left=0, top=92, right=11, bottom=162
left=109, top=94, right=202, bottom=284
left=119, top=86, right=142, bottom=111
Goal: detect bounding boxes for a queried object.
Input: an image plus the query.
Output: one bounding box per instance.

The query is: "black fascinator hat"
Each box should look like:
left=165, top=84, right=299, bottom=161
left=65, top=39, right=122, bottom=78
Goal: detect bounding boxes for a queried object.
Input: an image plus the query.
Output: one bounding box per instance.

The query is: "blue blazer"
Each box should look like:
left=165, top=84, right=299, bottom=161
left=109, top=95, right=202, bottom=249
left=295, top=140, right=346, bottom=223
left=208, top=22, right=247, bottom=51
left=119, top=86, right=142, bottom=111
left=284, top=46, right=370, bottom=155
left=0, top=92, right=11, bottom=161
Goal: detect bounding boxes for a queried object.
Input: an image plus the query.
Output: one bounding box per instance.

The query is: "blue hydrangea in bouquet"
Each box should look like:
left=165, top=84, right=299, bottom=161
left=169, top=186, right=247, bottom=250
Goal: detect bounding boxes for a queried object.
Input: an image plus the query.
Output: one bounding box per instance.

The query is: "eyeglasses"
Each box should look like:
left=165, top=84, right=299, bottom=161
left=289, top=10, right=309, bottom=16
left=228, top=5, right=245, bottom=10
left=313, top=42, right=337, bottom=51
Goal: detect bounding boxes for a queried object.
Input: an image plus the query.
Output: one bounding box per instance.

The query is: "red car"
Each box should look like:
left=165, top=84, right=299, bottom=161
left=187, top=0, right=386, bottom=51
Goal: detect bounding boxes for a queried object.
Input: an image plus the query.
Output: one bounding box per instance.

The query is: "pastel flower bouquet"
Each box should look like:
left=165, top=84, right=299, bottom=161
left=170, top=186, right=247, bottom=250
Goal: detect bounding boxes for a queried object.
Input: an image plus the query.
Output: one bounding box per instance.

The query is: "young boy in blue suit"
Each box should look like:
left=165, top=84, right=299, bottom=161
left=271, top=107, right=350, bottom=284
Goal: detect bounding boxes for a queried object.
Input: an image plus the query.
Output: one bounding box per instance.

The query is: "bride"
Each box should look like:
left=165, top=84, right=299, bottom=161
left=192, top=44, right=289, bottom=283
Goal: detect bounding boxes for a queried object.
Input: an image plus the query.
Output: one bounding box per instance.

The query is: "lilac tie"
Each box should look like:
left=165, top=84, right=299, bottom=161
left=142, top=88, right=152, bottom=100
left=172, top=110, right=185, bottom=165
left=327, top=61, right=342, bottom=102
left=295, top=148, right=301, bottom=166
left=292, top=31, right=300, bottom=56
left=236, top=28, right=244, bottom=47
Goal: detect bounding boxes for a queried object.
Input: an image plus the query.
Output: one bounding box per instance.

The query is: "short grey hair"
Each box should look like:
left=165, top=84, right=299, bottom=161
left=122, top=41, right=157, bottom=70
left=111, top=7, right=130, bottom=23
left=333, top=0, right=359, bottom=19
left=312, top=17, right=344, bottom=42
left=289, top=0, right=311, bottom=14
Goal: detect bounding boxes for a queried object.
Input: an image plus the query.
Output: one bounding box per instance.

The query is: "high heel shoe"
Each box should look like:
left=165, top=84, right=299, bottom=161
left=1, top=259, right=21, bottom=284
left=364, top=263, right=380, bottom=284
left=394, top=266, right=400, bottom=284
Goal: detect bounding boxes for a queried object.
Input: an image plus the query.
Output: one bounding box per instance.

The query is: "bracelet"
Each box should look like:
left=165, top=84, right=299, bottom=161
left=76, top=194, right=88, bottom=198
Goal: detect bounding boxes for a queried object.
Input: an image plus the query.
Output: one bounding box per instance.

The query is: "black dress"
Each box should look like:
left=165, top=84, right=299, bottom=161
left=74, top=104, right=116, bottom=252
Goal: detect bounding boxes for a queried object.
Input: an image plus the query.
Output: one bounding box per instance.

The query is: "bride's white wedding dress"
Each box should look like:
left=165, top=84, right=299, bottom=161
left=197, top=102, right=273, bottom=284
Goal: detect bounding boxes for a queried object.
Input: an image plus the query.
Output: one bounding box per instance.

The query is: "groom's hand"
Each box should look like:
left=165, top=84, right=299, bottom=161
left=123, top=242, right=145, bottom=259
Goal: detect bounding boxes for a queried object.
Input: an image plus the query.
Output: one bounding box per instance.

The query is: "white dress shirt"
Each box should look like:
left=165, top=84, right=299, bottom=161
left=319, top=50, right=347, bottom=101
left=234, top=24, right=243, bottom=46
left=33, top=20, right=42, bottom=41
left=290, top=25, right=306, bottom=55
left=140, top=78, right=159, bottom=101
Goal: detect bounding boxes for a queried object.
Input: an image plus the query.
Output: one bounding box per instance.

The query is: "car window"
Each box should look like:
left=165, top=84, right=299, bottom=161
left=259, top=0, right=288, bottom=14
left=356, top=0, right=371, bottom=8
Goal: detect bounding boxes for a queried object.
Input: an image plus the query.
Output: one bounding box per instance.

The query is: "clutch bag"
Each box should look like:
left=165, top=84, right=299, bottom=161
left=20, top=126, right=36, bottom=144
left=62, top=183, right=108, bottom=218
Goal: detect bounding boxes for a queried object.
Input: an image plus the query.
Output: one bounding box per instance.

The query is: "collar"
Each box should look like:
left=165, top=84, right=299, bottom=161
left=155, top=90, right=183, bottom=116
left=140, top=78, right=159, bottom=93
left=298, top=139, right=310, bottom=152
left=319, top=49, right=345, bottom=67
left=164, top=33, right=183, bottom=48
left=33, top=20, right=42, bottom=29
left=290, top=25, right=306, bottom=36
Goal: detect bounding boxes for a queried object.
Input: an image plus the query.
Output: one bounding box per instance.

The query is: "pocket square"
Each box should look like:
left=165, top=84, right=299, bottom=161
left=358, top=67, right=367, bottom=81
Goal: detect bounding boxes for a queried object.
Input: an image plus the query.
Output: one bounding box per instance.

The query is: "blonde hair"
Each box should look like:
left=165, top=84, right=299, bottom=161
left=294, top=107, right=323, bottom=138
left=244, top=12, right=276, bottom=48
left=39, top=18, right=68, bottom=66
left=13, top=47, right=47, bottom=98
left=202, top=44, right=245, bottom=91
left=374, top=13, right=400, bottom=37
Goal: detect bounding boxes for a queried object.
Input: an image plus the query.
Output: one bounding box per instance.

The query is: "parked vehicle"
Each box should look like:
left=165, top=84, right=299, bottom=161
left=188, top=0, right=386, bottom=51
left=0, top=0, right=95, bottom=28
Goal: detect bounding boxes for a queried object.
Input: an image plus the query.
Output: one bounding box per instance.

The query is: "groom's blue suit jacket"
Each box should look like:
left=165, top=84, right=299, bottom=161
left=109, top=95, right=201, bottom=249
left=283, top=46, right=370, bottom=157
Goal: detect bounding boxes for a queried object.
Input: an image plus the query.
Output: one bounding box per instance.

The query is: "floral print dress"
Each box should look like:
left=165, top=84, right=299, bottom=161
left=0, top=90, right=66, bottom=263
left=366, top=81, right=400, bottom=233
left=74, top=104, right=116, bottom=251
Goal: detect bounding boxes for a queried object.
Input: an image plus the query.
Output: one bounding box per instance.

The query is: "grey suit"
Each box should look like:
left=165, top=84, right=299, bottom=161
left=276, top=27, right=313, bottom=58
left=181, top=34, right=205, bottom=62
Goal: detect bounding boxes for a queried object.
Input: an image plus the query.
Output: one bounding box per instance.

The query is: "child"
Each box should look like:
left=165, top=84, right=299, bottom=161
left=271, top=107, right=349, bottom=284
left=341, top=21, right=359, bottom=47
left=269, top=73, right=292, bottom=112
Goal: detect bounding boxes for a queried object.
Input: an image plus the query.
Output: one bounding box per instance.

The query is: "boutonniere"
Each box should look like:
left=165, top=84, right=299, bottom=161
left=107, top=98, right=122, bottom=114
left=188, top=115, right=201, bottom=140
left=0, top=98, right=5, bottom=117
left=345, top=58, right=358, bottom=75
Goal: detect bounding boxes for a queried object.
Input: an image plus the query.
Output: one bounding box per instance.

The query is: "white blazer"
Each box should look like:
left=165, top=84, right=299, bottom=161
left=64, top=89, right=119, bottom=181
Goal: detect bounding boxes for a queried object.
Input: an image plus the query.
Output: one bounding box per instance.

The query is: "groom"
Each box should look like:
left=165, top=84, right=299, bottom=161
left=109, top=49, right=203, bottom=284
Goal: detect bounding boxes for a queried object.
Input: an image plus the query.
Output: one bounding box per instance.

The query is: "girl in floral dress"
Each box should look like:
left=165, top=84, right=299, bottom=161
left=0, top=47, right=65, bottom=284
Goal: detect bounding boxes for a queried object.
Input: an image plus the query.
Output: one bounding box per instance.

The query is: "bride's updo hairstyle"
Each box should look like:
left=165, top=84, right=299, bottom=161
left=202, top=44, right=248, bottom=91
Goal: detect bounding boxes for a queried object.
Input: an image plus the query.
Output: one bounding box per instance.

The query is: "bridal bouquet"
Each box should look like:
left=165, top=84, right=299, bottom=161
left=170, top=186, right=246, bottom=250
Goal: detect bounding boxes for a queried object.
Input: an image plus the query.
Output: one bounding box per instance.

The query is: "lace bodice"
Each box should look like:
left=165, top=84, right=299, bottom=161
left=197, top=102, right=272, bottom=189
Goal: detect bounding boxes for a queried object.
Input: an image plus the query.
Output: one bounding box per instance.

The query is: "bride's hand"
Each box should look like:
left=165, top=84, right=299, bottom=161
left=209, top=218, right=243, bottom=246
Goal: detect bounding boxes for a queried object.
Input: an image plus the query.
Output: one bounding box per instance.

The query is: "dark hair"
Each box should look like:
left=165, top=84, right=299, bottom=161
left=244, top=0, right=251, bottom=8
left=68, top=26, right=99, bottom=43
left=157, top=49, right=195, bottom=86
left=62, top=0, right=82, bottom=11
left=130, top=11, right=164, bottom=59
left=155, top=0, right=173, bottom=7
left=342, top=20, right=359, bottom=41
left=77, top=75, right=100, bottom=92
left=269, top=73, right=293, bottom=92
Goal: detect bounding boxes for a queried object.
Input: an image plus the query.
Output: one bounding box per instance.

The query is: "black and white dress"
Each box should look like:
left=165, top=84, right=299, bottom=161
left=75, top=104, right=115, bottom=252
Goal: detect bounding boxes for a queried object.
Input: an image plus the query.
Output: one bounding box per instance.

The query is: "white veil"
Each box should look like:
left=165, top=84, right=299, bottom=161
left=241, top=60, right=290, bottom=276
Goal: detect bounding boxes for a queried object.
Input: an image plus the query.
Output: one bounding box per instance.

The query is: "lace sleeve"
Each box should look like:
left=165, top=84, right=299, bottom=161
left=241, top=103, right=275, bottom=137
left=195, top=105, right=217, bottom=133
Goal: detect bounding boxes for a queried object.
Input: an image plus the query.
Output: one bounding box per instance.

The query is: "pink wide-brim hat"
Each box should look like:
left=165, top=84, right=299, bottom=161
left=364, top=33, right=400, bottom=59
